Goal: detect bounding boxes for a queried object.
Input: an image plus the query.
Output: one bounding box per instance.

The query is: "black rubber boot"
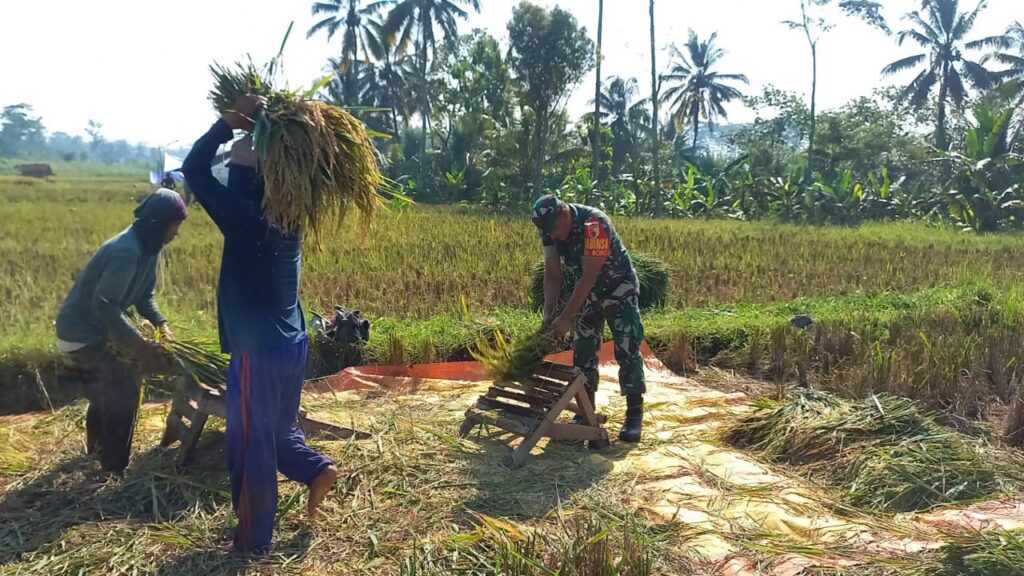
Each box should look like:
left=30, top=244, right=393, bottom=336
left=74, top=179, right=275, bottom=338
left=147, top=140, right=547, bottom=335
left=618, top=394, right=643, bottom=443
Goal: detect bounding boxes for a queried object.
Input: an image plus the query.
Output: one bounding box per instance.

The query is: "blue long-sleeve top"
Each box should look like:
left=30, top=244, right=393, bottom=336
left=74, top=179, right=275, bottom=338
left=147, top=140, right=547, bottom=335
left=182, top=119, right=306, bottom=354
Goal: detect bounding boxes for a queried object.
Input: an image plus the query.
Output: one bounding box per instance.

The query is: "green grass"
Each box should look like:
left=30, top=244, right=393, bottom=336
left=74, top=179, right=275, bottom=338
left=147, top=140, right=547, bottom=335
left=9, top=172, right=1024, bottom=342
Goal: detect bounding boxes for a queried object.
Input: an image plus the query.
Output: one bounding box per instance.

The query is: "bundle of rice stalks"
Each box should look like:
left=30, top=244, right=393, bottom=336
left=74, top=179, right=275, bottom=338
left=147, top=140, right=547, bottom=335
left=725, top=388, right=1018, bottom=512
left=528, top=252, right=669, bottom=312
left=163, top=338, right=229, bottom=387
left=845, top=439, right=1002, bottom=512
left=926, top=529, right=1024, bottom=576
left=208, top=60, right=385, bottom=237
left=471, top=329, right=561, bottom=383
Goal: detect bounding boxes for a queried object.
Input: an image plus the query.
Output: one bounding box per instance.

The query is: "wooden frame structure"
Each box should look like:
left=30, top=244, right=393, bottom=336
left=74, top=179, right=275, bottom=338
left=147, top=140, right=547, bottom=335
left=458, top=360, right=608, bottom=467
left=159, top=373, right=370, bottom=467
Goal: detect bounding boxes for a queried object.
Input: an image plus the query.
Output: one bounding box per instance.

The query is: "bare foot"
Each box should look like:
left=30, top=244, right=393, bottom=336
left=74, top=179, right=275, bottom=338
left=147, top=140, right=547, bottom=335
left=308, top=464, right=338, bottom=519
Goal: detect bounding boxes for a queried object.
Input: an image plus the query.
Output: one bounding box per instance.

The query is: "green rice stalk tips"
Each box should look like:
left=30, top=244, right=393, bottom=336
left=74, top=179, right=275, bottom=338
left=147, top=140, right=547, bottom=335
left=472, top=329, right=561, bottom=383
left=208, top=60, right=385, bottom=239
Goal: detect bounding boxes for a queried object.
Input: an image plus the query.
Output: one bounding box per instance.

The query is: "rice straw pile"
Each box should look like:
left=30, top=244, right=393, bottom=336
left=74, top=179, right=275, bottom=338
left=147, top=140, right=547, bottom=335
left=209, top=60, right=384, bottom=237
left=923, top=529, right=1024, bottom=576
left=726, top=388, right=1022, bottom=512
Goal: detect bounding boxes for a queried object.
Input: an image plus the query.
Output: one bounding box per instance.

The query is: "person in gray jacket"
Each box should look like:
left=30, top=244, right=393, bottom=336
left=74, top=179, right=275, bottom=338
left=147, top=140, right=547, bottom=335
left=56, top=188, right=187, bottom=475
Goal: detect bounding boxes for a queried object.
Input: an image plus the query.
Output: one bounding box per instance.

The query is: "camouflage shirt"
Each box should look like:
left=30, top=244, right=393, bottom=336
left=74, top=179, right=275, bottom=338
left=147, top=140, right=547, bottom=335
left=540, top=204, right=636, bottom=299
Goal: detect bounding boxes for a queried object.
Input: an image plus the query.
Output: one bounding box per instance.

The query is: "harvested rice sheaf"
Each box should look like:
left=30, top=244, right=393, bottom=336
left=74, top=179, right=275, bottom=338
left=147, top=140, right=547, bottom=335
left=528, top=252, right=669, bottom=312
left=472, top=329, right=561, bottom=383
left=163, top=338, right=229, bottom=387
left=726, top=388, right=1021, bottom=512
left=209, top=62, right=384, bottom=238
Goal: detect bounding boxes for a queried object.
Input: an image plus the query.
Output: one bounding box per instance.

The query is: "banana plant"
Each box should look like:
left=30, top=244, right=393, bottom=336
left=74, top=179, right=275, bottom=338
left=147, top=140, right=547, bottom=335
left=944, top=93, right=1024, bottom=232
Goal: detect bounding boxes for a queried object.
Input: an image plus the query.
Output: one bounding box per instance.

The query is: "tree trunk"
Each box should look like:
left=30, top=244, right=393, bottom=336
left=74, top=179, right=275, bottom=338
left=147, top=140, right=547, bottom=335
left=590, top=0, right=604, bottom=202
left=692, top=108, right=700, bottom=150
left=533, top=111, right=547, bottom=197
left=419, top=14, right=429, bottom=167
left=805, top=41, right=817, bottom=186
left=936, top=64, right=949, bottom=151
left=385, top=58, right=401, bottom=142
left=650, top=0, right=661, bottom=216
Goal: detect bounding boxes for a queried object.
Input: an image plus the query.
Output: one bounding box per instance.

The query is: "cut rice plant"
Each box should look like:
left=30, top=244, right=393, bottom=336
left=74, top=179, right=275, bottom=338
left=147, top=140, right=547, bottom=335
left=726, top=389, right=1020, bottom=512
left=472, top=329, right=561, bottom=383
left=529, top=252, right=669, bottom=312
left=922, top=529, right=1024, bottom=576
left=208, top=57, right=385, bottom=238
left=163, top=338, right=229, bottom=387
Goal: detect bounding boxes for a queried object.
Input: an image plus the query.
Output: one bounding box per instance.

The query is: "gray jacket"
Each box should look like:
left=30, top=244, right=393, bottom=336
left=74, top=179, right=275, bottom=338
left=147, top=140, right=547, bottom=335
left=56, top=189, right=186, bottom=348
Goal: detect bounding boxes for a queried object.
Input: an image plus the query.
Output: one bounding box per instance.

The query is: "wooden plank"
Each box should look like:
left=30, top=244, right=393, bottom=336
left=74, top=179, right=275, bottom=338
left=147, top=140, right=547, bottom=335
left=498, top=380, right=557, bottom=398
left=522, top=376, right=568, bottom=396
left=458, top=415, right=478, bottom=438
left=564, top=403, right=609, bottom=424
left=572, top=375, right=600, bottom=427
left=175, top=410, right=209, bottom=467
left=509, top=382, right=562, bottom=405
left=299, top=415, right=372, bottom=441
left=173, top=397, right=198, bottom=421
left=488, top=386, right=552, bottom=409
left=509, top=375, right=582, bottom=467
left=534, top=362, right=579, bottom=381
left=547, top=423, right=609, bottom=442
left=476, top=396, right=545, bottom=420
left=197, top=392, right=226, bottom=419
left=465, top=408, right=532, bottom=437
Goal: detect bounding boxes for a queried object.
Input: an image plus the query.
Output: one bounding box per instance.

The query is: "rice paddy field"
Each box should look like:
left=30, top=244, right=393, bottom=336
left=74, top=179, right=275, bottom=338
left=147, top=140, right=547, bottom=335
left=4, top=168, right=1024, bottom=575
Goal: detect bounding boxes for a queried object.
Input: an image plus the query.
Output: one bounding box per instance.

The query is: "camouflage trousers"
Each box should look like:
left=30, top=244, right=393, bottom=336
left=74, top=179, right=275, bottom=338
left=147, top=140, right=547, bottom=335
left=572, top=280, right=646, bottom=396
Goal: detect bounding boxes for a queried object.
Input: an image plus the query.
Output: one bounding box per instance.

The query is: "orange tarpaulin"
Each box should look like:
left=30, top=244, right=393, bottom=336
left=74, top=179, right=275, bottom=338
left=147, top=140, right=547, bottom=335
left=308, top=340, right=664, bottom=393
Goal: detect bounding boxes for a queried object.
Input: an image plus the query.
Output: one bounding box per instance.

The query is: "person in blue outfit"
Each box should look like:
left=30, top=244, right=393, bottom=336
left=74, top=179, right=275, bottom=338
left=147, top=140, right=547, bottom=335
left=183, top=96, right=338, bottom=555
left=56, top=188, right=187, bottom=476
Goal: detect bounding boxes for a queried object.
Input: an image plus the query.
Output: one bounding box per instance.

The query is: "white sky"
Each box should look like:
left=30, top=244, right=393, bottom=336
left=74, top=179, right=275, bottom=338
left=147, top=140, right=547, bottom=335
left=0, top=0, right=1018, bottom=147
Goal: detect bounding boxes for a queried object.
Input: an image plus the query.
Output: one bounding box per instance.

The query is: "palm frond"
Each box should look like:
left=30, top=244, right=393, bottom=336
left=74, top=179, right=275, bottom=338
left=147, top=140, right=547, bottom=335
left=308, top=15, right=342, bottom=40
left=883, top=53, right=927, bottom=76
left=961, top=58, right=995, bottom=90
left=947, top=68, right=968, bottom=108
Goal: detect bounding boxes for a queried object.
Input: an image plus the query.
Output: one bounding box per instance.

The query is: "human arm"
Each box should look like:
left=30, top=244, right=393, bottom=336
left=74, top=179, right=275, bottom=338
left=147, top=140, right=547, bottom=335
left=181, top=97, right=264, bottom=235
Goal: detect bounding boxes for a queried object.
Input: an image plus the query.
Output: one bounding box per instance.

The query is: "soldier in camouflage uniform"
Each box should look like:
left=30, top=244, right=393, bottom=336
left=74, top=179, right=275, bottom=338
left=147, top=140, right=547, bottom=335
left=531, top=195, right=646, bottom=443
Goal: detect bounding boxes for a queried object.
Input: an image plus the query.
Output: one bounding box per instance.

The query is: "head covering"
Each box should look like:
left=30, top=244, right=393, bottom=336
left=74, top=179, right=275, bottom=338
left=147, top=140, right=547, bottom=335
left=132, top=188, right=187, bottom=253
left=531, top=194, right=565, bottom=234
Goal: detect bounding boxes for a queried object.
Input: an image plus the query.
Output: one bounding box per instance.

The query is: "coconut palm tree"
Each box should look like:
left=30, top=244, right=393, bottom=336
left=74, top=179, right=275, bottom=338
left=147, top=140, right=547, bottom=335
left=660, top=30, right=749, bottom=150
left=363, top=18, right=415, bottom=139
left=307, top=0, right=380, bottom=73
left=881, top=0, right=1008, bottom=150
left=377, top=0, right=481, bottom=159
left=594, top=77, right=648, bottom=173
left=989, top=21, right=1024, bottom=102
